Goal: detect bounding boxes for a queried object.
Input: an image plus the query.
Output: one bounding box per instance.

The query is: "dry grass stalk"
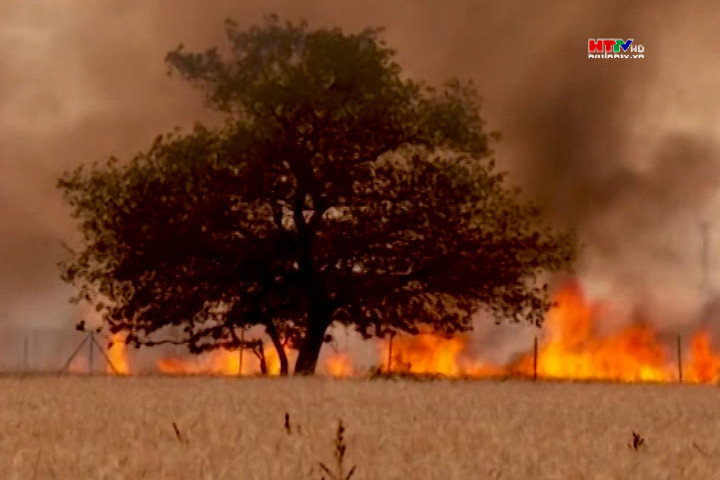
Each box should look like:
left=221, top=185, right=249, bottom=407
left=319, top=420, right=356, bottom=480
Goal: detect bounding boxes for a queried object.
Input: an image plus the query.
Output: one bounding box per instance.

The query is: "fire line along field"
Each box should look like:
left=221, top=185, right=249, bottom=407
left=7, top=281, right=720, bottom=478
left=6, top=1, right=720, bottom=479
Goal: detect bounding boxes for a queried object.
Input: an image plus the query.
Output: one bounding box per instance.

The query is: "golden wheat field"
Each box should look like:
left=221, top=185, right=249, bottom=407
left=1, top=376, right=719, bottom=479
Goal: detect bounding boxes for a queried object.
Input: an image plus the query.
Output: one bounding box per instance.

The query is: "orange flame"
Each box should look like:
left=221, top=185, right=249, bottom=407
left=157, top=349, right=243, bottom=376
left=380, top=332, right=503, bottom=377
left=517, top=282, right=672, bottom=382
left=103, top=278, right=720, bottom=383
left=685, top=331, right=720, bottom=383
left=376, top=280, right=720, bottom=384
left=107, top=334, right=130, bottom=375
left=156, top=344, right=296, bottom=376
left=323, top=352, right=355, bottom=377
left=156, top=343, right=356, bottom=376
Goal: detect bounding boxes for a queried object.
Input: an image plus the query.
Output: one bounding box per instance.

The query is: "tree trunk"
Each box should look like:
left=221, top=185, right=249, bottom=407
left=294, top=311, right=330, bottom=375
left=265, top=322, right=289, bottom=376
left=255, top=343, right=268, bottom=375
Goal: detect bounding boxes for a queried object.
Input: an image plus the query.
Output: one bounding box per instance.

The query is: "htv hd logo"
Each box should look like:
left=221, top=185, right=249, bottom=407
left=587, top=38, right=644, bottom=54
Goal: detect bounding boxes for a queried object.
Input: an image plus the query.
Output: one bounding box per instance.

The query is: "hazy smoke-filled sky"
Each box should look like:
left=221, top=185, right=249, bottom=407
left=2, top=1, right=720, bottom=362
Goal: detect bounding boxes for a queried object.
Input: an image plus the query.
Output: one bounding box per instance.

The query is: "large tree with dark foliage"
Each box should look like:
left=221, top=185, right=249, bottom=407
left=58, top=16, right=576, bottom=375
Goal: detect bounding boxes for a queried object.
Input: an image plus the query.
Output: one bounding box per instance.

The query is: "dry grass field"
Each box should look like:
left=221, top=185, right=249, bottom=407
left=0, top=376, right=719, bottom=479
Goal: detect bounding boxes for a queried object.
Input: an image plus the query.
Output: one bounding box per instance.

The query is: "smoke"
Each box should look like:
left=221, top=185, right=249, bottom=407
left=1, top=0, right=720, bottom=368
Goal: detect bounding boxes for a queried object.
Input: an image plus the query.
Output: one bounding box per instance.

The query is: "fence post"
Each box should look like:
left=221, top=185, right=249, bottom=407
left=88, top=332, right=94, bottom=374
left=387, top=332, right=395, bottom=374
left=23, top=335, right=29, bottom=372
left=238, top=328, right=244, bottom=377
left=677, top=334, right=683, bottom=384
left=533, top=335, right=538, bottom=381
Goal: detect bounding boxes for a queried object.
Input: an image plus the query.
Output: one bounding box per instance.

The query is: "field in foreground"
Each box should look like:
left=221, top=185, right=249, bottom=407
left=0, top=377, right=719, bottom=479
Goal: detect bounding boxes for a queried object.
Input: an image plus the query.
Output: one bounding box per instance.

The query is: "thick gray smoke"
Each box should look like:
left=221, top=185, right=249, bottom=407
left=1, top=1, right=719, bottom=369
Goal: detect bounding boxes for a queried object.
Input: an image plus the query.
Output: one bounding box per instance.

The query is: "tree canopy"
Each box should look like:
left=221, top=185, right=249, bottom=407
left=58, top=16, right=576, bottom=375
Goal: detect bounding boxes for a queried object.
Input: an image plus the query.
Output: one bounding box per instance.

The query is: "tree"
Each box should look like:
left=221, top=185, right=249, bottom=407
left=58, top=16, right=576, bottom=375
